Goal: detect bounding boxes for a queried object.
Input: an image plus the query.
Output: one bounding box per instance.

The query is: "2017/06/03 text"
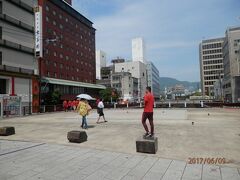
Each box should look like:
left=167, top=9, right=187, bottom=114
left=188, top=158, right=226, bottom=164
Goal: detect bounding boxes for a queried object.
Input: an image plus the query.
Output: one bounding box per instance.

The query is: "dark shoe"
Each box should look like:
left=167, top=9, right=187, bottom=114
left=143, top=132, right=150, bottom=138
left=104, top=120, right=108, bottom=122
left=146, top=133, right=154, bottom=139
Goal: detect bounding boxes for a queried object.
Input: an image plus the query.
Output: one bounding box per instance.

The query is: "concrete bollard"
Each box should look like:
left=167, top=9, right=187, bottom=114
left=127, top=103, right=129, bottom=108
left=154, top=102, right=156, bottom=108
left=114, top=103, right=116, bottom=109
left=184, top=102, right=187, bottom=108
left=136, top=136, right=158, bottom=154
left=168, top=102, right=171, bottom=108
left=67, top=131, right=87, bottom=143
left=0, top=127, right=15, bottom=136
left=54, top=105, right=56, bottom=111
left=140, top=102, right=142, bottom=108
left=201, top=101, right=204, bottom=108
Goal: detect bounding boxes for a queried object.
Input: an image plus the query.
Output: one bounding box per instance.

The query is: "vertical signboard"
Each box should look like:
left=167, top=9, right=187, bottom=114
left=34, top=6, right=42, bottom=57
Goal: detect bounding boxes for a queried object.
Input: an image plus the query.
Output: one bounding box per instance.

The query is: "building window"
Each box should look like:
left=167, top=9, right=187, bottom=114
left=46, top=5, right=49, bottom=11
left=66, top=17, right=68, bottom=22
left=54, top=52, right=57, bottom=56
left=59, top=14, right=62, bottom=19
left=59, top=24, right=63, bottom=29
left=54, top=62, right=57, bottom=67
left=47, top=71, right=50, bottom=77
left=60, top=54, right=63, bottom=58
left=53, top=21, right=56, bottom=26
left=60, top=64, right=63, bottom=69
left=54, top=72, right=57, bottom=78
left=66, top=56, right=69, bottom=61
left=46, top=16, right=49, bottom=22
left=53, top=10, right=56, bottom=16
left=0, top=51, right=2, bottom=65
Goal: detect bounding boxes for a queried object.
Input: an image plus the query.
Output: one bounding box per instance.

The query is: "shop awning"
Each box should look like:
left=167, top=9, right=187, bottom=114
left=42, top=77, right=106, bottom=90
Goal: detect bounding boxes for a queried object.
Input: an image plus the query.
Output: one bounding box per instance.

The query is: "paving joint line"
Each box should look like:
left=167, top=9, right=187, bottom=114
left=160, top=159, right=173, bottom=180
left=219, top=166, right=223, bottom=180
left=141, top=157, right=159, bottom=180
left=0, top=143, right=46, bottom=156
left=180, top=161, right=187, bottom=180
left=120, top=155, right=147, bottom=180
left=200, top=163, right=203, bottom=180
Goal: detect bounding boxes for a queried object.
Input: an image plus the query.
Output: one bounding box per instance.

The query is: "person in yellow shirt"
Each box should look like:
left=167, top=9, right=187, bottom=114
left=77, top=99, right=92, bottom=129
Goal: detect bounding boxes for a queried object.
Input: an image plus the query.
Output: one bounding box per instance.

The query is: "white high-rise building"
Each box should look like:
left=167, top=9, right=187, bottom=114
left=132, top=37, right=146, bottom=63
left=96, top=50, right=107, bottom=80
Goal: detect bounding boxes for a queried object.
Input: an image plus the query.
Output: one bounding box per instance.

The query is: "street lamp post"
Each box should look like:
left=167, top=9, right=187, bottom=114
left=38, top=38, right=57, bottom=112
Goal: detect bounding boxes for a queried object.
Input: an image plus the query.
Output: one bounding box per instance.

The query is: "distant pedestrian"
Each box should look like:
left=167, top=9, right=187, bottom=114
left=72, top=100, right=76, bottom=111
left=77, top=99, right=92, bottom=129
left=68, top=100, right=72, bottom=111
left=63, top=100, right=68, bottom=112
left=142, top=86, right=155, bottom=138
left=96, top=98, right=107, bottom=123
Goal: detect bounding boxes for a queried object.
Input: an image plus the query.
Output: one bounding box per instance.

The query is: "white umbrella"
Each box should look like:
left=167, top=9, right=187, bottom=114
left=76, top=94, right=95, bottom=100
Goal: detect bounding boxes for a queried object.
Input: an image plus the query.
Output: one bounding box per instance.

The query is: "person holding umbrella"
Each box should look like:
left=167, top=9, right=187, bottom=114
left=77, top=98, right=92, bottom=129
left=76, top=94, right=93, bottom=129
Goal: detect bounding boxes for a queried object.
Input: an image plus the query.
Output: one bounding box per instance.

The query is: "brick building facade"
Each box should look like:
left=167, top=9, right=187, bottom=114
left=37, top=0, right=104, bottom=102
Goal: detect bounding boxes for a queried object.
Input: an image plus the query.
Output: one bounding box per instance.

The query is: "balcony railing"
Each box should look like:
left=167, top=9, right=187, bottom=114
left=0, top=65, right=34, bottom=75
left=0, top=39, right=34, bottom=54
left=0, top=14, right=34, bottom=32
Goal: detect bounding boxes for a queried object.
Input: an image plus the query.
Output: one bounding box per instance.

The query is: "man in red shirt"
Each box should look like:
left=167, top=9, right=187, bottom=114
left=142, top=86, right=155, bottom=137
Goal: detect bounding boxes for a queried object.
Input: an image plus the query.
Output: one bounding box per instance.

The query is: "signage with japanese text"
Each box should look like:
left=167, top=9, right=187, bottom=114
left=34, top=6, right=42, bottom=57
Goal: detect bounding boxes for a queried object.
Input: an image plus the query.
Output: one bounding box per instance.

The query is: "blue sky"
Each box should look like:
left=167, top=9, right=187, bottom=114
left=72, top=0, right=240, bottom=82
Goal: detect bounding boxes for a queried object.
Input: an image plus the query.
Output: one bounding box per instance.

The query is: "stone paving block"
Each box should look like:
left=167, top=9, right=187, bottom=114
left=221, top=167, right=240, bottom=180
left=121, top=175, right=139, bottom=180
left=105, top=167, right=131, bottom=180
left=161, top=160, right=186, bottom=180
left=84, top=165, right=115, bottom=180
left=181, top=164, right=202, bottom=180
left=142, top=158, right=172, bottom=180
left=9, top=170, right=39, bottom=180
left=202, top=165, right=221, bottom=180
left=125, top=156, right=158, bottom=179
left=136, top=136, right=158, bottom=154
left=108, top=154, right=133, bottom=167
left=120, top=155, right=145, bottom=169
left=142, top=171, right=162, bottom=180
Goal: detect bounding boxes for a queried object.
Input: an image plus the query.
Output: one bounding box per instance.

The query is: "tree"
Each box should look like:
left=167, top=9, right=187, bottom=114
left=99, top=88, right=119, bottom=102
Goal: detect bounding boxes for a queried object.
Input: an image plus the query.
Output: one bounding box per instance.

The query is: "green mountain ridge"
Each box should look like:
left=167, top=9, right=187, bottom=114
left=160, top=77, right=200, bottom=91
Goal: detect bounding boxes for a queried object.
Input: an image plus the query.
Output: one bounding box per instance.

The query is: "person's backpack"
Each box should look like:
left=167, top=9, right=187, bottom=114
left=79, top=102, right=87, bottom=116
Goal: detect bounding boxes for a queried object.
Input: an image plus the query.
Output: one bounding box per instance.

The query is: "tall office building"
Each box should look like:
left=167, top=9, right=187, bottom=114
left=96, top=50, right=106, bottom=80
left=147, top=62, right=160, bottom=99
left=0, top=0, right=39, bottom=113
left=132, top=37, right=146, bottom=63
left=199, top=37, right=225, bottom=96
left=223, top=27, right=240, bottom=103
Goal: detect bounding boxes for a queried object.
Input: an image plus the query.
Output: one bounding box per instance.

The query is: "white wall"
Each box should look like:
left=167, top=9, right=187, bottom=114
left=15, top=78, right=32, bottom=103
left=96, top=50, right=107, bottom=79
left=114, top=61, right=147, bottom=99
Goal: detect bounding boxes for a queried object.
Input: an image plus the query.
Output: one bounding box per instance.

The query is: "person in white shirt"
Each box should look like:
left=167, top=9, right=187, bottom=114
left=96, top=98, right=107, bottom=123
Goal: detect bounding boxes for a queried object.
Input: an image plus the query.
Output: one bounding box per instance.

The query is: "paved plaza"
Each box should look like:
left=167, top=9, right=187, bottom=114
left=0, top=108, right=240, bottom=179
